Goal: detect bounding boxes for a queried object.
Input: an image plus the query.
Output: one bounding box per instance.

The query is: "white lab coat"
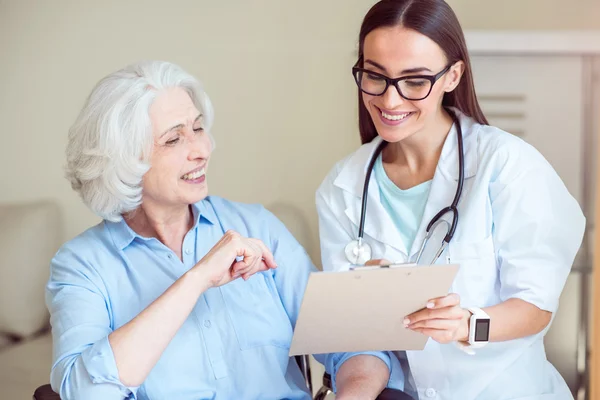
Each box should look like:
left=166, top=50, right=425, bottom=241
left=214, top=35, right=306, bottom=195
left=315, top=109, right=585, bottom=400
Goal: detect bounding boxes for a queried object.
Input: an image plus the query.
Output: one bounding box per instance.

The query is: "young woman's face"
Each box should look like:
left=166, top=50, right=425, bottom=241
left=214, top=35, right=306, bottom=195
left=360, top=26, right=462, bottom=143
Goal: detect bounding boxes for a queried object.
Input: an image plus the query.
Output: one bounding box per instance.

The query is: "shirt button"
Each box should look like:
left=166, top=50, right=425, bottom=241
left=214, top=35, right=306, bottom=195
left=204, top=320, right=211, bottom=328
left=185, top=248, right=192, bottom=255
left=425, top=388, right=436, bottom=397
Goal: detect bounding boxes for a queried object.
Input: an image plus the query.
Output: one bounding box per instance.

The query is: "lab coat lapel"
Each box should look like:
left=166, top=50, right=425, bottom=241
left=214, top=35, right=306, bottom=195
left=334, top=137, right=409, bottom=256
left=344, top=177, right=409, bottom=256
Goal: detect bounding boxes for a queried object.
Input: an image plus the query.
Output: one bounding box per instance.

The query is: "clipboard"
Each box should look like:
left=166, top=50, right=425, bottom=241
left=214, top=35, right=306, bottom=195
left=289, top=264, right=459, bottom=356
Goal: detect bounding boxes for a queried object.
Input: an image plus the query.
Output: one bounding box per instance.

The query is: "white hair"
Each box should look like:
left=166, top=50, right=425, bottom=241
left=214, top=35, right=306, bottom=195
left=65, top=60, right=215, bottom=222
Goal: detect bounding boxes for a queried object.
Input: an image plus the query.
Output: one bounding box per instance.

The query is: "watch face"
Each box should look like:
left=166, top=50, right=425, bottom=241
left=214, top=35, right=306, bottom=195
left=475, top=319, right=490, bottom=342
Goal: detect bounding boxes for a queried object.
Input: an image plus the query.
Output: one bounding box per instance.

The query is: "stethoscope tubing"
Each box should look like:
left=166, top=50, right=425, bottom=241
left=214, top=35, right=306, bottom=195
left=353, top=108, right=465, bottom=259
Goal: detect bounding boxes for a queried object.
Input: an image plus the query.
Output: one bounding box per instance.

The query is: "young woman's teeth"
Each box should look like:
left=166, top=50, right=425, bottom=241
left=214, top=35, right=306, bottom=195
left=382, top=111, right=410, bottom=121
left=182, top=168, right=205, bottom=180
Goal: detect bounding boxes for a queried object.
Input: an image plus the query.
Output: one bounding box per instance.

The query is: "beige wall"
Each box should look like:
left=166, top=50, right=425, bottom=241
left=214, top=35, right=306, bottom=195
left=0, top=0, right=598, bottom=266
left=448, top=0, right=600, bottom=30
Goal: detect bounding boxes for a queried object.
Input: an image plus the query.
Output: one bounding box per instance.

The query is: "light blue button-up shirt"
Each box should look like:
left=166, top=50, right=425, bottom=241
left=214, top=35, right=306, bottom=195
left=46, top=196, right=404, bottom=400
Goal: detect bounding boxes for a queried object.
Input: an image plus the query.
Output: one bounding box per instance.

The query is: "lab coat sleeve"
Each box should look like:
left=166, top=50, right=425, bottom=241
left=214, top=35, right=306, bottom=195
left=262, top=208, right=404, bottom=393
left=315, top=168, right=355, bottom=272
left=490, top=150, right=585, bottom=313
left=46, top=247, right=138, bottom=400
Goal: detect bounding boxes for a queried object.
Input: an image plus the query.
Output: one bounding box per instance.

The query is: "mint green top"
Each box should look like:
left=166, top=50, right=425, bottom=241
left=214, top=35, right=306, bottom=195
left=374, top=155, right=432, bottom=252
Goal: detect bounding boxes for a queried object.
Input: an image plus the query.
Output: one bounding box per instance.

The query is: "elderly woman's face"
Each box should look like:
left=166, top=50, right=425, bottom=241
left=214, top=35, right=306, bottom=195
left=143, top=87, right=212, bottom=209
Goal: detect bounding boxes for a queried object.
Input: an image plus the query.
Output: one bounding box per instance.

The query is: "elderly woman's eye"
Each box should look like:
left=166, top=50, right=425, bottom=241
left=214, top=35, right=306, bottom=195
left=165, top=137, right=180, bottom=145
left=193, top=127, right=204, bottom=133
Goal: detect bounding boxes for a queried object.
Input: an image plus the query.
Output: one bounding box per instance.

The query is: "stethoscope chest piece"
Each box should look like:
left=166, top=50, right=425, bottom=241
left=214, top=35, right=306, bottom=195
left=345, top=239, right=372, bottom=265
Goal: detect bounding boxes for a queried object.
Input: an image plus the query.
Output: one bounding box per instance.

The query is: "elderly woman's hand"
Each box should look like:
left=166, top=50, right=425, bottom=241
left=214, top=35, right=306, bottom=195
left=194, top=230, right=277, bottom=289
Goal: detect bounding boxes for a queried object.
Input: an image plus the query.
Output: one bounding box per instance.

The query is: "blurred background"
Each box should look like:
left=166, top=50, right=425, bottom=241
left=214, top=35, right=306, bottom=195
left=0, top=0, right=599, bottom=399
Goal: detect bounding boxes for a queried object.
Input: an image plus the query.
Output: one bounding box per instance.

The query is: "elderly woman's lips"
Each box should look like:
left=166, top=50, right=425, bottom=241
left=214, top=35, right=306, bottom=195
left=181, top=174, right=206, bottom=184
left=181, top=167, right=206, bottom=181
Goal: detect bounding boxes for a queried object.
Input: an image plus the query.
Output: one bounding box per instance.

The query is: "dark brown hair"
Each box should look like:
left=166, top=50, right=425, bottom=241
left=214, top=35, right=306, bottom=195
left=357, top=0, right=488, bottom=144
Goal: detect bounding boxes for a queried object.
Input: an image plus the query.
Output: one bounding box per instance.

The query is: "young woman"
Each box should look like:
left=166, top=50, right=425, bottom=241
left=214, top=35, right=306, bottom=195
left=316, top=1, right=585, bottom=399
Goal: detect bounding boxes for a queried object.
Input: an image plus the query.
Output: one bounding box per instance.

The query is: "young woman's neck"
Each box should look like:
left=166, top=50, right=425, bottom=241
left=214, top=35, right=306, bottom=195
left=382, top=107, right=454, bottom=174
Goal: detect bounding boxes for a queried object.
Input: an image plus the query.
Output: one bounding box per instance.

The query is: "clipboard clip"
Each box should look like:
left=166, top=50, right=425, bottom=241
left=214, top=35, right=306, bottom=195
left=349, top=262, right=417, bottom=271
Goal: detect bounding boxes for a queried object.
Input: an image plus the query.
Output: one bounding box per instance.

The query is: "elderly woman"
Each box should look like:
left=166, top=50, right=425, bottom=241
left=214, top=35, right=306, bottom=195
left=46, top=61, right=405, bottom=400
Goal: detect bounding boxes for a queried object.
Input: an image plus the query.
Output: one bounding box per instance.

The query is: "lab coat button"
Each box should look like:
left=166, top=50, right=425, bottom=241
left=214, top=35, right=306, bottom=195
left=204, top=320, right=211, bottom=328
left=425, top=388, right=436, bottom=397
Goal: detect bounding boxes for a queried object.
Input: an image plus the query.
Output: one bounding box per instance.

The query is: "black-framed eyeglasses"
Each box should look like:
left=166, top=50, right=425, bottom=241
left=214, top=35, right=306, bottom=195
left=352, top=61, right=452, bottom=101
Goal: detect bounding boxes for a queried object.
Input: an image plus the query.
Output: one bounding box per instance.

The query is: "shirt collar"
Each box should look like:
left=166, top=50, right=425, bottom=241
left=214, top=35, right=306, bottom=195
left=107, top=199, right=218, bottom=250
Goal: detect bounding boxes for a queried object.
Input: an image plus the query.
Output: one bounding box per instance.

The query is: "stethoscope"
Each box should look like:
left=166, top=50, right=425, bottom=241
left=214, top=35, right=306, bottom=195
left=344, top=108, right=465, bottom=266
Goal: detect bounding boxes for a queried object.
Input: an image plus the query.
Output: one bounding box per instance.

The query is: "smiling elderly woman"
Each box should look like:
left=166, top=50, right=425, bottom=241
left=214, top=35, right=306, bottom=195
left=46, top=61, right=405, bottom=400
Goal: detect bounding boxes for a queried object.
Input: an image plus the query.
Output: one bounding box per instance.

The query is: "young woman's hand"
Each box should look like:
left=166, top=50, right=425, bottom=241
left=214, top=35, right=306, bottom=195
left=404, top=293, right=471, bottom=344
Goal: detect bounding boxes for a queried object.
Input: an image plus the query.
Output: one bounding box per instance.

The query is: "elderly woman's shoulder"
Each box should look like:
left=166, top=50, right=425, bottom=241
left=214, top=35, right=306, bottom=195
left=58, top=221, right=113, bottom=251
left=204, top=196, right=277, bottom=226
left=203, top=196, right=300, bottom=251
left=205, top=195, right=266, bottom=217
left=50, top=221, right=119, bottom=273
left=203, top=196, right=287, bottom=237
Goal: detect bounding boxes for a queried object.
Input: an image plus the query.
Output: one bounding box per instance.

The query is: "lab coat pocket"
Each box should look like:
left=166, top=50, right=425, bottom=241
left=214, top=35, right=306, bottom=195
left=221, top=273, right=293, bottom=350
left=449, top=235, right=498, bottom=306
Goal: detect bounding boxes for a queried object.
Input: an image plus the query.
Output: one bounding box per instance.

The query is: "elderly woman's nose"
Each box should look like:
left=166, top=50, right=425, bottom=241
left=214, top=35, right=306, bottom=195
left=187, top=133, right=210, bottom=159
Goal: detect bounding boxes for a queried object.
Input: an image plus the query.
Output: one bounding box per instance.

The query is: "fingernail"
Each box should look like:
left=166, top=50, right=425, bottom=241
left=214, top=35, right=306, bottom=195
left=403, top=318, right=410, bottom=325
left=426, top=302, right=435, bottom=309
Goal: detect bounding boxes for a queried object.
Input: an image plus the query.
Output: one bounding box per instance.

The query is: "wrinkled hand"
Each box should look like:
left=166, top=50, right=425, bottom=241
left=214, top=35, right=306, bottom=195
left=194, top=230, right=277, bottom=289
left=404, top=293, right=471, bottom=344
